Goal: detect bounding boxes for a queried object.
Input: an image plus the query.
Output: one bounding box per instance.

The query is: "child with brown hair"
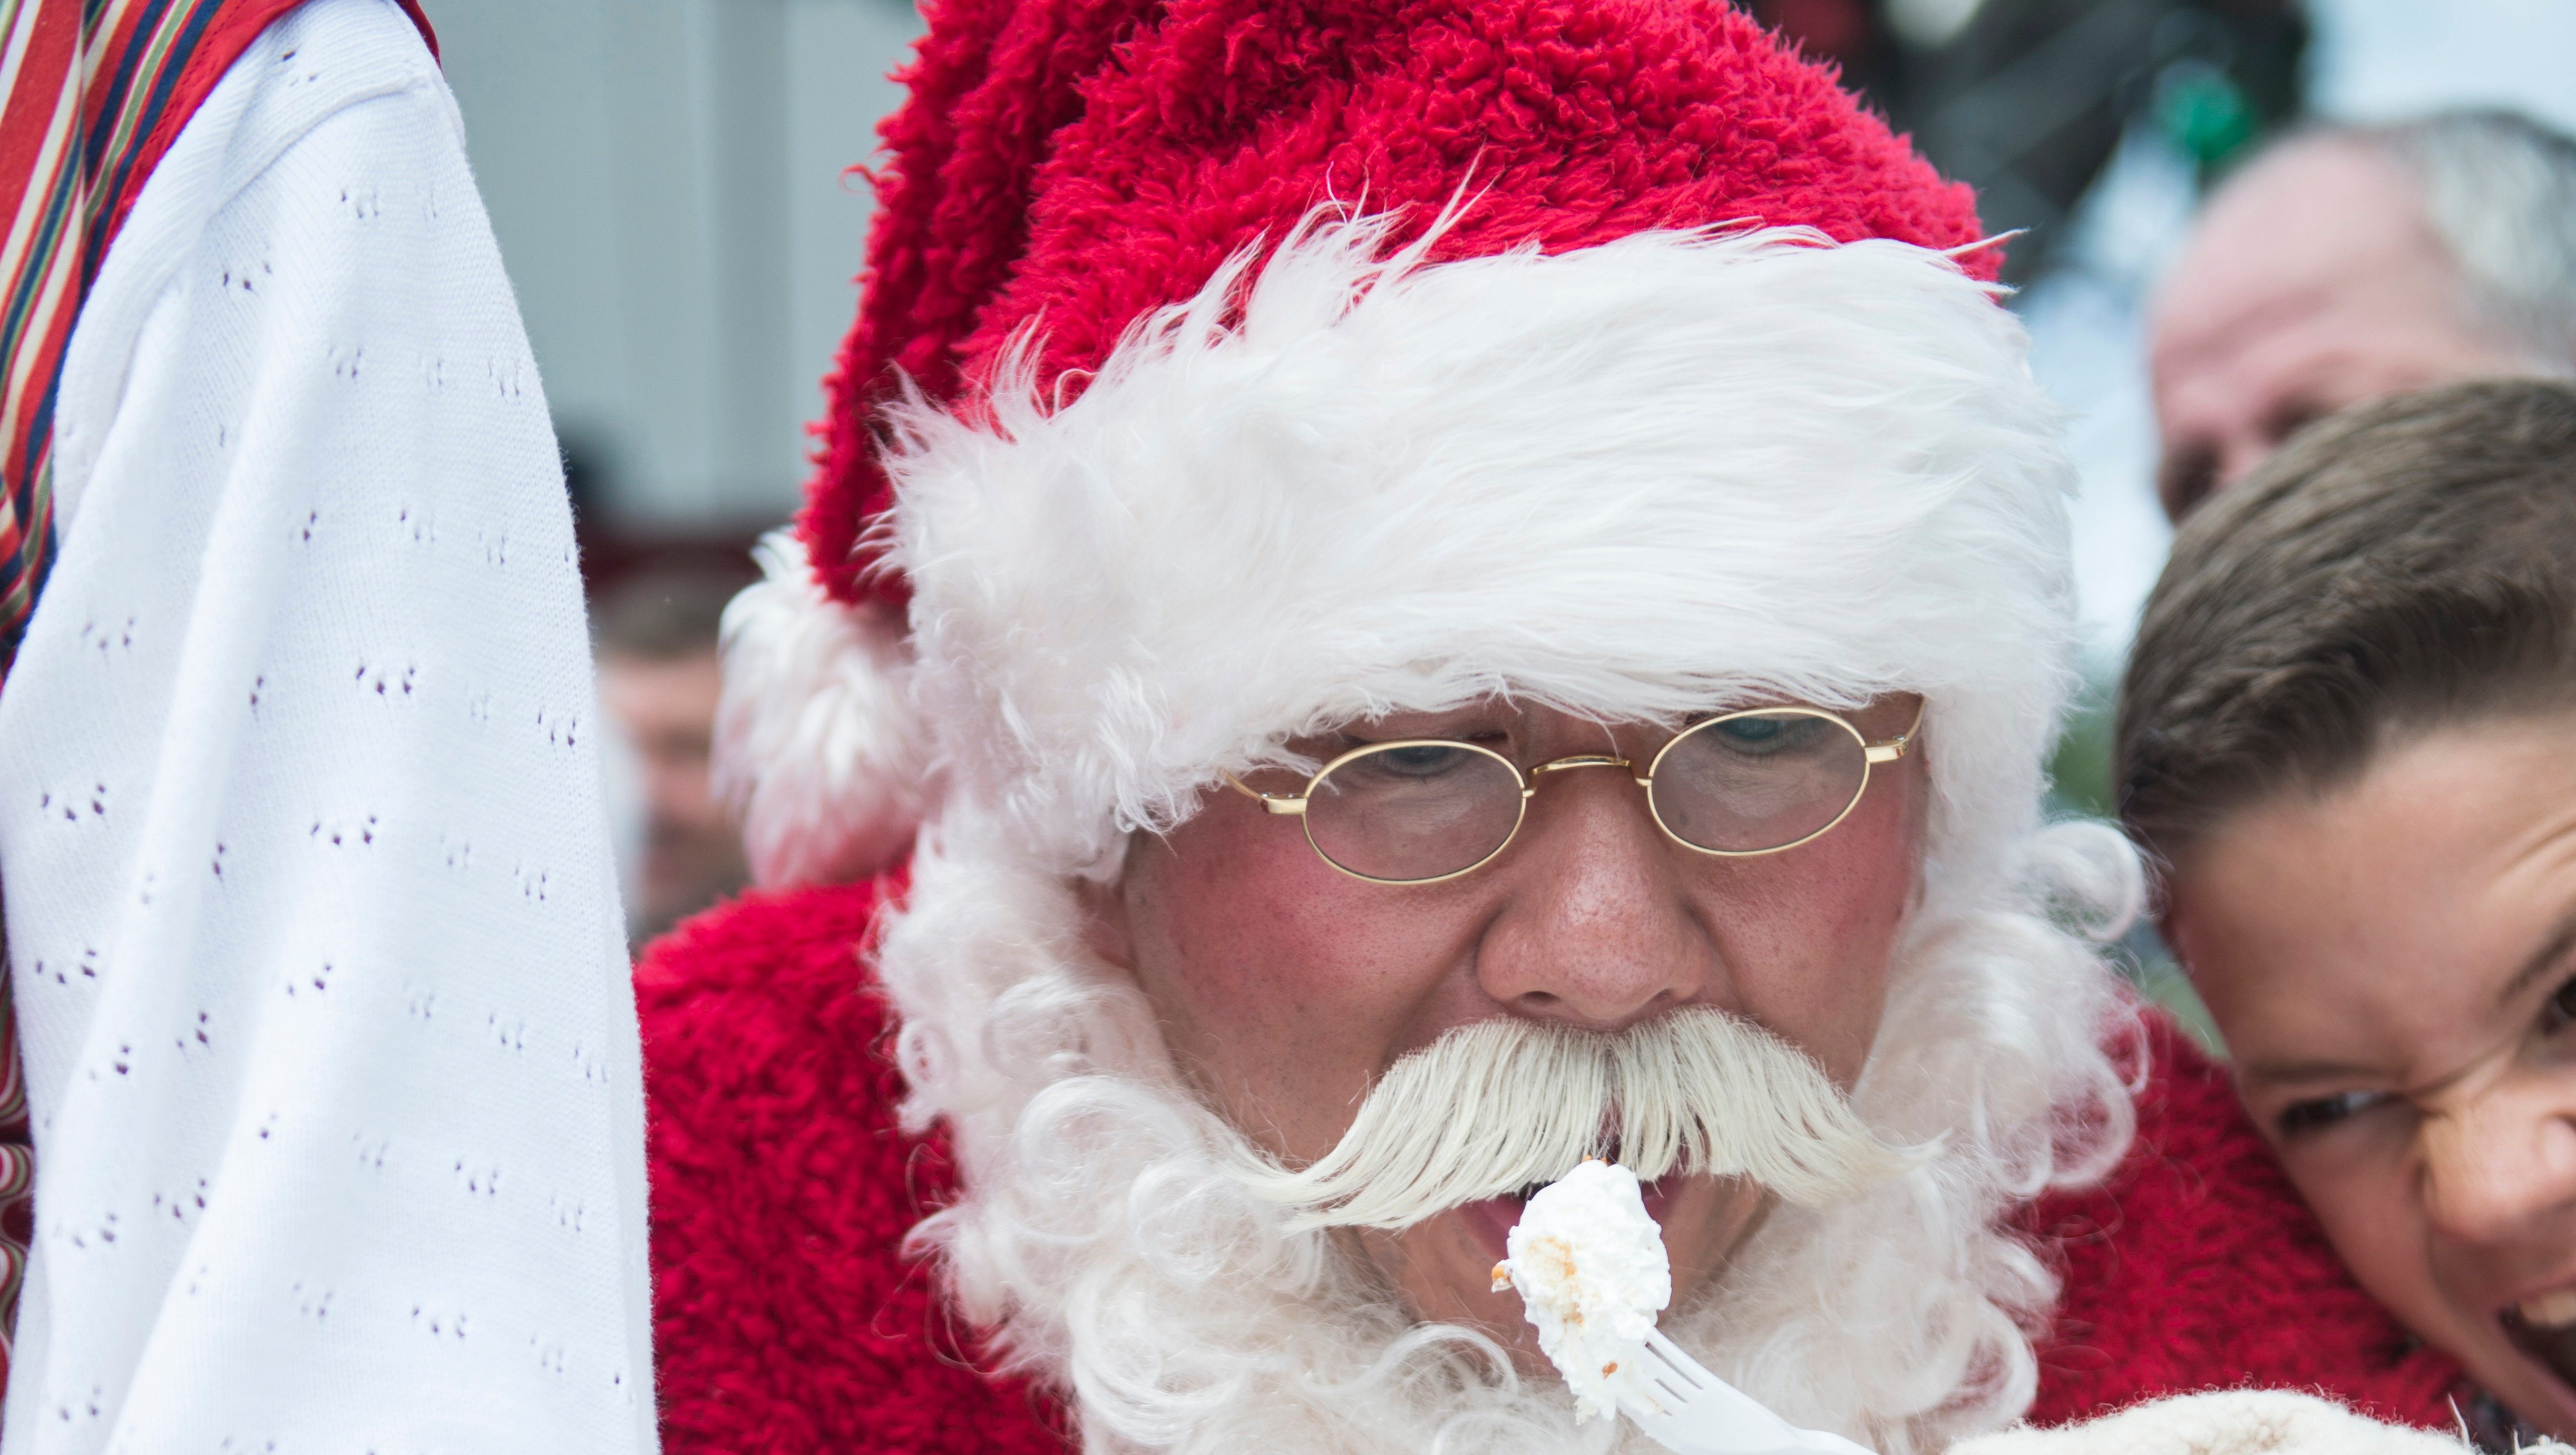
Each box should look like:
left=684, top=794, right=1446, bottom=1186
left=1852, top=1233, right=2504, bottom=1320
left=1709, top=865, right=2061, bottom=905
left=2121, top=378, right=2576, bottom=1447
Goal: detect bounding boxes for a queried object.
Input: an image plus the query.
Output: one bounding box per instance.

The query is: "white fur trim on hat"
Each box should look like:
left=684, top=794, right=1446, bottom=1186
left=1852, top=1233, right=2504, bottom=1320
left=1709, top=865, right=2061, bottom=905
left=876, top=213, right=2076, bottom=890
left=714, top=532, right=928, bottom=885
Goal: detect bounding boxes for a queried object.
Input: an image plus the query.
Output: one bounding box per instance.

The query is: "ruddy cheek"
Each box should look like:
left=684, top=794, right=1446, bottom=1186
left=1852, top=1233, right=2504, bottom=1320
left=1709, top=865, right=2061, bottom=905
left=1130, top=813, right=1456, bottom=1158
left=1717, top=823, right=1910, bottom=1083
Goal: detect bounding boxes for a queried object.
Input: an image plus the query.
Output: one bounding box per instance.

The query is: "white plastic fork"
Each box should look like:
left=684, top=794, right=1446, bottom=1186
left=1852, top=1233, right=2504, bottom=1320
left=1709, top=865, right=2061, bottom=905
left=1613, top=1329, right=1879, bottom=1455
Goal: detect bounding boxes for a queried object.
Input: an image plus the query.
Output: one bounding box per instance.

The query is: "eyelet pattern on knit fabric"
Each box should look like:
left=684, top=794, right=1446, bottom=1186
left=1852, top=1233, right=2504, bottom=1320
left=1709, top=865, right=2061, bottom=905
left=0, top=2, right=652, bottom=1448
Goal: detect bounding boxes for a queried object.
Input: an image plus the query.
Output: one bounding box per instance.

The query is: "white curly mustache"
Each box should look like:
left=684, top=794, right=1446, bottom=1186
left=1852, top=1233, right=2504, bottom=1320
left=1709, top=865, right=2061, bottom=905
left=1228, top=1005, right=1913, bottom=1232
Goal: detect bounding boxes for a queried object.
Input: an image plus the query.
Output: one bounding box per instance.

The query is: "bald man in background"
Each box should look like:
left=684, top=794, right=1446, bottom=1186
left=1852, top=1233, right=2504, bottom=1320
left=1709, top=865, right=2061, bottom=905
left=2150, top=110, right=2576, bottom=520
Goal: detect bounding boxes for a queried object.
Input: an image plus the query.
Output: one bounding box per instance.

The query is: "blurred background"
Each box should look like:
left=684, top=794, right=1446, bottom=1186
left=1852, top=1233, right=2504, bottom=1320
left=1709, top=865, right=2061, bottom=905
left=427, top=0, right=2576, bottom=958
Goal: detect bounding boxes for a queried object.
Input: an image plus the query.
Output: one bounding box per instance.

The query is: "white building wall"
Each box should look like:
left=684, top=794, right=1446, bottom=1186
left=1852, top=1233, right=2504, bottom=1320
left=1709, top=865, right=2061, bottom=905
left=434, top=0, right=923, bottom=527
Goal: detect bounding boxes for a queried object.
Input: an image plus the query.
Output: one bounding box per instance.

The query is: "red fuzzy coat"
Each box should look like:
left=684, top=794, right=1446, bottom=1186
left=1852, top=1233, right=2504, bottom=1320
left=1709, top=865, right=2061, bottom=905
left=640, top=883, right=2463, bottom=1452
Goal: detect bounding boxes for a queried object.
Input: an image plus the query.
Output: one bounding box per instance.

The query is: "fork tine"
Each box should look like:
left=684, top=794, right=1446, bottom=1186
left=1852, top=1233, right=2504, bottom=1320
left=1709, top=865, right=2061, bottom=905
left=1615, top=1331, right=1880, bottom=1455
left=1644, top=1332, right=1707, bottom=1389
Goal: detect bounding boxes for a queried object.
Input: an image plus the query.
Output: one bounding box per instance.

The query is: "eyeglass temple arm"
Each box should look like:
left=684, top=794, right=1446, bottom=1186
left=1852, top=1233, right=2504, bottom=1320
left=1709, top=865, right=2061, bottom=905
left=1221, top=770, right=1309, bottom=815
left=1862, top=698, right=1931, bottom=766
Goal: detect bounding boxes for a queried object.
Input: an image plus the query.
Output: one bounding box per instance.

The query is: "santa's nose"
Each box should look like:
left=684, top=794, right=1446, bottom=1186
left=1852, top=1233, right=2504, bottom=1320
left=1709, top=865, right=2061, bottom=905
left=1471, top=760, right=1720, bottom=1030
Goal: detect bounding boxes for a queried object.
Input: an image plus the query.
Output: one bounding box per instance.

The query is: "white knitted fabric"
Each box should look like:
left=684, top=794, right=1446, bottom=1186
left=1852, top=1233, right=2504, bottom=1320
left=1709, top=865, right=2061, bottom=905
left=1951, top=1391, right=2548, bottom=1455
left=0, top=2, right=655, bottom=1450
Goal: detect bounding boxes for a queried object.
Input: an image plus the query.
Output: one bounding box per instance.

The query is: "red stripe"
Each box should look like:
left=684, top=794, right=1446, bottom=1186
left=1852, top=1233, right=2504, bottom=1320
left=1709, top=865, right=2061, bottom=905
left=0, top=7, right=79, bottom=238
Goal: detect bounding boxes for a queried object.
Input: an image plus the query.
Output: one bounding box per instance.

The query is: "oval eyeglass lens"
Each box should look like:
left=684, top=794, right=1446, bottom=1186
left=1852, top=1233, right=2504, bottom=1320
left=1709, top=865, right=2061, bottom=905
left=1304, top=743, right=1525, bottom=882
left=1651, top=711, right=1868, bottom=853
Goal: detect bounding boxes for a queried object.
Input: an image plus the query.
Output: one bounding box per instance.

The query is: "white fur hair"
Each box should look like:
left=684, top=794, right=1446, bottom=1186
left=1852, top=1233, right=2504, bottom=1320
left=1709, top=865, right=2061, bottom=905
left=723, top=211, right=2084, bottom=895
left=725, top=211, right=2151, bottom=1450
left=882, top=214, right=2079, bottom=896
left=881, top=822, right=2142, bottom=1455
left=715, top=534, right=929, bottom=885
left=1234, top=1007, right=1912, bottom=1231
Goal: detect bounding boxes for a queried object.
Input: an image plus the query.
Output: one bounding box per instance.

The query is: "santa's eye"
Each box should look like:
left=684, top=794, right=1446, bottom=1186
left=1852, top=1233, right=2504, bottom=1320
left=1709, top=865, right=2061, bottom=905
left=1357, top=743, right=1476, bottom=779
left=2277, top=1090, right=2388, bottom=1139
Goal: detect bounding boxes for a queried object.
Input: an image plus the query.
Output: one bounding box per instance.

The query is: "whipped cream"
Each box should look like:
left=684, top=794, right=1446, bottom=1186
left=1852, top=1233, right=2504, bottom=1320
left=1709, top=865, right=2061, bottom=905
left=1490, top=1159, right=1672, bottom=1423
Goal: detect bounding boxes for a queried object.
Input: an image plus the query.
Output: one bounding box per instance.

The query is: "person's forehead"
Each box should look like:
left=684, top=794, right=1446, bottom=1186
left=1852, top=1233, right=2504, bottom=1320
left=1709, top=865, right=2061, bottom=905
left=2177, top=722, right=2576, bottom=1083
left=2159, top=144, right=2449, bottom=344
left=2152, top=294, right=2506, bottom=433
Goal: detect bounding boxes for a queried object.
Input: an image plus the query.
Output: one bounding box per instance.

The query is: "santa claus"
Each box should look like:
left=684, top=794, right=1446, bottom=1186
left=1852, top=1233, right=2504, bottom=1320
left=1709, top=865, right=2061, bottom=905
left=639, top=2, right=2499, bottom=1451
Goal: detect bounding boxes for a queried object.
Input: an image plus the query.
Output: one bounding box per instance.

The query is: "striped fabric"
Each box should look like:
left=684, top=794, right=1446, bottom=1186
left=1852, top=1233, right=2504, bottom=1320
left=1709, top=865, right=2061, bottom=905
left=2, top=0, right=321, bottom=691
left=0, top=0, right=432, bottom=1408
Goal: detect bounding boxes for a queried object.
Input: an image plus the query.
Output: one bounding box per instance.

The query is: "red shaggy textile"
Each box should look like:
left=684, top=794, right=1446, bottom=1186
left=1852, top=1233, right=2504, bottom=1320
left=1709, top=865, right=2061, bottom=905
left=802, top=0, right=1994, bottom=610
left=2021, top=1015, right=2461, bottom=1427
left=639, top=879, right=1068, bottom=1455
left=642, top=883, right=2460, bottom=1451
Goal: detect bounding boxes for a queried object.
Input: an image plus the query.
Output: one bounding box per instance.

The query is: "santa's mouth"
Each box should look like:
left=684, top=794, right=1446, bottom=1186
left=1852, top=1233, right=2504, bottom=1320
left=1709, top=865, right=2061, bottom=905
left=2501, top=1288, right=2576, bottom=1388
left=1457, top=1172, right=1680, bottom=1264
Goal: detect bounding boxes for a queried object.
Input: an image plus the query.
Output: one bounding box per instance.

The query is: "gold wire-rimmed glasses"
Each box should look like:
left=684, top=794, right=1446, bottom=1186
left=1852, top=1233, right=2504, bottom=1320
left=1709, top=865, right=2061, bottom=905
left=1221, top=701, right=1926, bottom=885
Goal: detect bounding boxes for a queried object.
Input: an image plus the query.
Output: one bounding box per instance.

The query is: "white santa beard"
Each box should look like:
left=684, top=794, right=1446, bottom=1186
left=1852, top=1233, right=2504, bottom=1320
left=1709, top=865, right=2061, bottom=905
left=875, top=818, right=2142, bottom=1455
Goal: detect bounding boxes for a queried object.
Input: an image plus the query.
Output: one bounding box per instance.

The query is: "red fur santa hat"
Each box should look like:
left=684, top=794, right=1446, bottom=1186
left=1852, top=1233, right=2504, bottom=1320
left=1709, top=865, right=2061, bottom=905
left=719, top=0, right=2075, bottom=891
